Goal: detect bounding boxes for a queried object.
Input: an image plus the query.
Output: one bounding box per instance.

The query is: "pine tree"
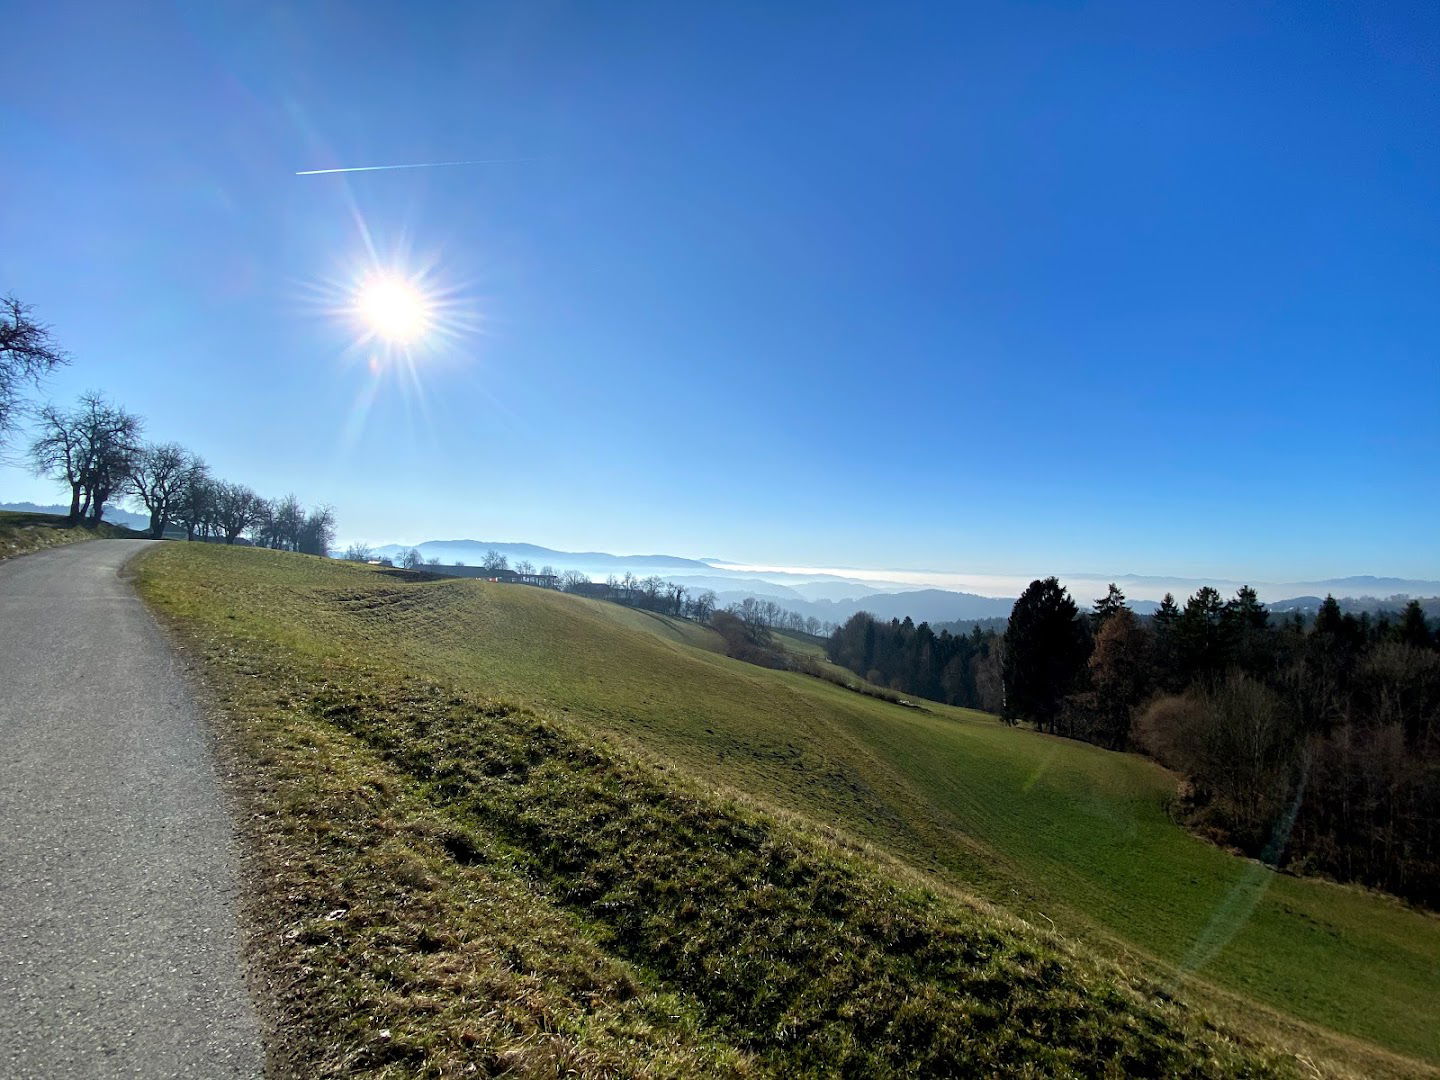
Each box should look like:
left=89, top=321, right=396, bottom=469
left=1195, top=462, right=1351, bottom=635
left=1177, top=586, right=1227, bottom=683
left=1002, top=577, right=1087, bottom=732
left=1223, top=585, right=1272, bottom=675
left=1399, top=600, right=1432, bottom=650
left=1092, top=583, right=1128, bottom=627
left=1151, top=593, right=1183, bottom=691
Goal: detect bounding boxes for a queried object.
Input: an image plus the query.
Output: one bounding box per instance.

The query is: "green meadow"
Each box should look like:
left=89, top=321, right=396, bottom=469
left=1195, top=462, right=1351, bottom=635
left=138, top=543, right=1440, bottom=1077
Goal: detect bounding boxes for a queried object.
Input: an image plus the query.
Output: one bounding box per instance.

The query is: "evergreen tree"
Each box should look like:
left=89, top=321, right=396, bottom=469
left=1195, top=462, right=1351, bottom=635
left=1092, top=583, right=1128, bottom=628
left=1153, top=592, right=1181, bottom=627
left=1002, top=577, right=1088, bottom=732
left=1177, top=586, right=1227, bottom=683
left=1399, top=600, right=1433, bottom=650
left=1151, top=592, right=1183, bottom=691
left=1303, top=596, right=1362, bottom=732
left=1223, top=585, right=1272, bottom=675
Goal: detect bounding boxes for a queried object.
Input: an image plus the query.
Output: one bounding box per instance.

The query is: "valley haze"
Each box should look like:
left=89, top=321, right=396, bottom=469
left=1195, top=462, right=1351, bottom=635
left=361, top=532, right=1440, bottom=620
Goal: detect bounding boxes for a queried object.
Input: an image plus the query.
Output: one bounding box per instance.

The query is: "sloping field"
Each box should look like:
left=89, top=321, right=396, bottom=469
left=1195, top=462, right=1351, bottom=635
left=0, top=509, right=144, bottom=560
left=137, top=545, right=1440, bottom=1077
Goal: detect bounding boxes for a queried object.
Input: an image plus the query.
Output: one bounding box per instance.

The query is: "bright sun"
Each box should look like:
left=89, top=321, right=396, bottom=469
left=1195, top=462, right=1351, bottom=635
left=355, top=276, right=430, bottom=343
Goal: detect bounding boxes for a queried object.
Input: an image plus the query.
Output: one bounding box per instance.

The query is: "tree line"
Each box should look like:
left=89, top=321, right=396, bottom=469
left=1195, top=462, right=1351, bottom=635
left=369, top=548, right=850, bottom=670
left=829, top=578, right=1440, bottom=907
left=26, top=389, right=334, bottom=552
left=3, top=297, right=337, bottom=552
left=826, top=614, right=1005, bottom=711
left=359, top=550, right=845, bottom=637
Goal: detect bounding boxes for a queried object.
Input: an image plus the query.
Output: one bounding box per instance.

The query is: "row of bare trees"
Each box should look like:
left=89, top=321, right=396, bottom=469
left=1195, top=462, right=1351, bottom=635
left=724, top=595, right=833, bottom=639
left=27, top=390, right=334, bottom=552
left=555, top=570, right=719, bottom=621
left=3, top=298, right=337, bottom=553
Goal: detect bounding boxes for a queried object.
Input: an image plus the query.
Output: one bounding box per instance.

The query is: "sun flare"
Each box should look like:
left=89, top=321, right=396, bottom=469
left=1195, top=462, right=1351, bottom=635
left=355, top=275, right=430, bottom=343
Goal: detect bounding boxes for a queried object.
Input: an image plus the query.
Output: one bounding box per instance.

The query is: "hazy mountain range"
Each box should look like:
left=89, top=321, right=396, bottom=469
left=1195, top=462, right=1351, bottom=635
left=1, top=501, right=149, bottom=530
left=365, top=537, right=1440, bottom=625
left=372, top=539, right=708, bottom=571
left=7, top=510, right=1434, bottom=624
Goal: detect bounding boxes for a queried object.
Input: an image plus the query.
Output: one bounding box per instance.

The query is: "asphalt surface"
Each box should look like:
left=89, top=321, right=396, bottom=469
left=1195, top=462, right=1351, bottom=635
left=0, top=540, right=264, bottom=1079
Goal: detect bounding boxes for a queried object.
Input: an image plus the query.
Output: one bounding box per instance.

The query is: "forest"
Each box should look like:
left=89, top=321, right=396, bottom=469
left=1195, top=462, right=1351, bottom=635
left=828, top=581, right=1440, bottom=907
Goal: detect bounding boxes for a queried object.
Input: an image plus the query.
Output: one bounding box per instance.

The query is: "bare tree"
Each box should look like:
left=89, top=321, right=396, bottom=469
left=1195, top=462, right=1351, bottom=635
left=343, top=542, right=374, bottom=562
left=561, top=570, right=590, bottom=592
left=482, top=549, right=508, bottom=572
left=172, top=472, right=216, bottom=541
left=400, top=547, right=424, bottom=570
left=0, top=295, right=69, bottom=446
left=29, top=392, right=143, bottom=525
left=1087, top=607, right=1152, bottom=748
left=514, top=559, right=536, bottom=575
left=213, top=482, right=262, bottom=544
left=689, top=590, right=716, bottom=622
left=127, top=443, right=205, bottom=538
left=248, top=498, right=275, bottom=546
left=270, top=494, right=304, bottom=551
left=297, top=505, right=335, bottom=556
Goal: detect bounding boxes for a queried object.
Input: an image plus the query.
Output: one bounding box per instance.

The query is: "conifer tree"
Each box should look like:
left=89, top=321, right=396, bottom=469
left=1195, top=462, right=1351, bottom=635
left=1002, top=577, right=1087, bottom=732
left=1399, top=600, right=1432, bottom=650
left=1092, top=583, right=1128, bottom=627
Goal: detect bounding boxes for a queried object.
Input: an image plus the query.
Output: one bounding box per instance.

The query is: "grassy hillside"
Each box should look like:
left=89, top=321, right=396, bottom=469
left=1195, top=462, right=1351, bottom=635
left=0, top=509, right=145, bottom=560
left=137, top=545, right=1440, bottom=1077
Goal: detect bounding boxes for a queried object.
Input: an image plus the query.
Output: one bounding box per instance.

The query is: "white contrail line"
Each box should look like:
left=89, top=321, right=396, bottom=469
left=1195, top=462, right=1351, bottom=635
left=295, top=158, right=529, bottom=176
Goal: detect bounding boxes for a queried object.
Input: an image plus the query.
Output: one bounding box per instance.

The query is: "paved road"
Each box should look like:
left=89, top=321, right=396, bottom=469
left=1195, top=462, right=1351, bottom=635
left=0, top=540, right=264, bottom=1079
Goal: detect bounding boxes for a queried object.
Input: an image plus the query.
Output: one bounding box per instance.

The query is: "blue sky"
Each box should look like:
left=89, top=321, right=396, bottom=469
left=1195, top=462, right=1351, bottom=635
left=2, top=1, right=1436, bottom=579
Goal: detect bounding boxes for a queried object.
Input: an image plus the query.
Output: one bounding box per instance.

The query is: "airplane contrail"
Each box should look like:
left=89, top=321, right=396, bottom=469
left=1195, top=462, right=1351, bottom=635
left=295, top=158, right=530, bottom=176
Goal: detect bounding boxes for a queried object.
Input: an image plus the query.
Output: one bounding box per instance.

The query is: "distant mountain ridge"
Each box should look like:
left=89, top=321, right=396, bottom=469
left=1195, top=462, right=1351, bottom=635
left=372, top=539, right=710, bottom=571
left=713, top=588, right=1017, bottom=626
left=362, top=535, right=1440, bottom=626
left=0, top=501, right=149, bottom=530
